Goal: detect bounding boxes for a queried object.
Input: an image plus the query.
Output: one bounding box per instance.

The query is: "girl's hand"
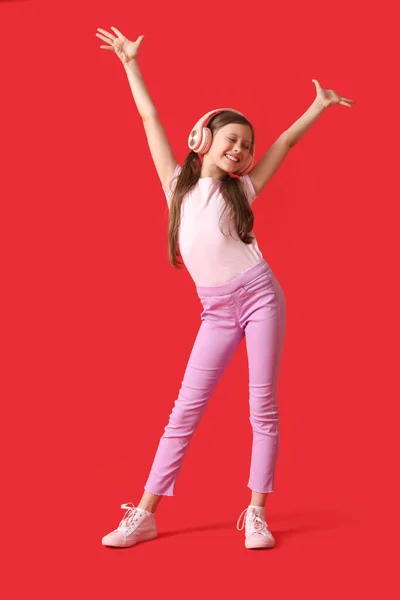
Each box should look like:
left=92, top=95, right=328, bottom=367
left=312, top=79, right=355, bottom=109
left=96, top=27, right=145, bottom=64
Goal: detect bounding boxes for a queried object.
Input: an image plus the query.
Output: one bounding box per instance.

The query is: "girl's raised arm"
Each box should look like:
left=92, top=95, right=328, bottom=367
left=96, top=27, right=178, bottom=191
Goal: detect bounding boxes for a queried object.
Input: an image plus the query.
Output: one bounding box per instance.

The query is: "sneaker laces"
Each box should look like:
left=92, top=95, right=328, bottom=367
left=115, top=503, right=147, bottom=538
left=236, top=507, right=272, bottom=538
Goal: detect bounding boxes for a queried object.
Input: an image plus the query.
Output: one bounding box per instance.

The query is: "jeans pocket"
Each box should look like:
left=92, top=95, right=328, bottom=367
left=242, top=270, right=272, bottom=294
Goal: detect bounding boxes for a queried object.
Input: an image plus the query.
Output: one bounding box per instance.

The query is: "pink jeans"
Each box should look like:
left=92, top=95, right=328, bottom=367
left=144, top=258, right=286, bottom=496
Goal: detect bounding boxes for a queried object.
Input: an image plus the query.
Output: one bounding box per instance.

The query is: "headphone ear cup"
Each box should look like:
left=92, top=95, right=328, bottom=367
left=196, top=127, right=212, bottom=154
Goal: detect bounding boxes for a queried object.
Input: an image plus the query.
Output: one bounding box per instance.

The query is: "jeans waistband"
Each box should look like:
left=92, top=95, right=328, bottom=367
left=196, top=259, right=270, bottom=297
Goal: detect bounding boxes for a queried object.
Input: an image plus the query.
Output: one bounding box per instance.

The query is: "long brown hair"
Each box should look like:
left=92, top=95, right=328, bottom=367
left=167, top=110, right=256, bottom=269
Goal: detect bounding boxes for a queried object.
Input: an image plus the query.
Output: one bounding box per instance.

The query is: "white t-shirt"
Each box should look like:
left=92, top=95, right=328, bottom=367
left=164, top=164, right=264, bottom=286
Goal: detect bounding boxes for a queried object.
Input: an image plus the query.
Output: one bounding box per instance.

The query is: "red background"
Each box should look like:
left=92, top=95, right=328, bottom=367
left=1, top=0, right=398, bottom=598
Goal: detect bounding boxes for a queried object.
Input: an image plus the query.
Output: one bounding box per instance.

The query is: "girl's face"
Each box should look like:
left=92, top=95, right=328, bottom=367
left=206, top=123, right=252, bottom=175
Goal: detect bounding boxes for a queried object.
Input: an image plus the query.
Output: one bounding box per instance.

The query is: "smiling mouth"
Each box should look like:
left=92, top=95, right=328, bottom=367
left=225, top=154, right=239, bottom=163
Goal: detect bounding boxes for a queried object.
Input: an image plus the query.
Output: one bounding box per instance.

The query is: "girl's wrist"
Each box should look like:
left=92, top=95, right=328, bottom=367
left=313, top=96, right=328, bottom=112
left=123, top=57, right=138, bottom=69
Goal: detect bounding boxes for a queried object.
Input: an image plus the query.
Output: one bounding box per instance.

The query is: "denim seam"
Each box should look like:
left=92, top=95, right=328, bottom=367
left=270, top=273, right=281, bottom=437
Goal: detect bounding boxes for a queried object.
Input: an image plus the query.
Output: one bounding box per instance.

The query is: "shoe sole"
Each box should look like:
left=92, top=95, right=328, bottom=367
left=102, top=530, right=158, bottom=548
left=245, top=537, right=276, bottom=549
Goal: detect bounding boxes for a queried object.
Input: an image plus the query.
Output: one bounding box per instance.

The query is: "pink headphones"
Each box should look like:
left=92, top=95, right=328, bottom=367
left=187, top=108, right=255, bottom=176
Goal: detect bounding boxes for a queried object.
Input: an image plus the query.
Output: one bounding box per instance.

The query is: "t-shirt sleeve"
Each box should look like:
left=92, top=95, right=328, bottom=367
left=240, top=173, right=258, bottom=206
left=164, top=164, right=182, bottom=208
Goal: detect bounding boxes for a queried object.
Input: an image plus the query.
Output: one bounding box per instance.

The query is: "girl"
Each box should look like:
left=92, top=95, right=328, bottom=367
left=95, top=26, right=355, bottom=550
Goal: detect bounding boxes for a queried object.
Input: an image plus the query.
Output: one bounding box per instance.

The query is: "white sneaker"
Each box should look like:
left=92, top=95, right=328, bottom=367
left=236, top=506, right=276, bottom=549
left=102, top=503, right=158, bottom=548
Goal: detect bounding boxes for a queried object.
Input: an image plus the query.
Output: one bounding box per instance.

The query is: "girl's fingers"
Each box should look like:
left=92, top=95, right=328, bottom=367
left=99, top=45, right=114, bottom=50
left=96, top=32, right=114, bottom=44
left=338, top=97, right=355, bottom=107
left=110, top=26, right=124, bottom=38
left=97, top=28, right=115, bottom=41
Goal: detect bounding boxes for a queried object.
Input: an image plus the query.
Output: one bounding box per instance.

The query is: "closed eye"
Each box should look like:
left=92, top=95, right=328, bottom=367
left=228, top=137, right=250, bottom=150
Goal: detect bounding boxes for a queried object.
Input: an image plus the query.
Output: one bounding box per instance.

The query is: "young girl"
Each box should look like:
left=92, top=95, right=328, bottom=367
left=95, top=26, right=355, bottom=550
